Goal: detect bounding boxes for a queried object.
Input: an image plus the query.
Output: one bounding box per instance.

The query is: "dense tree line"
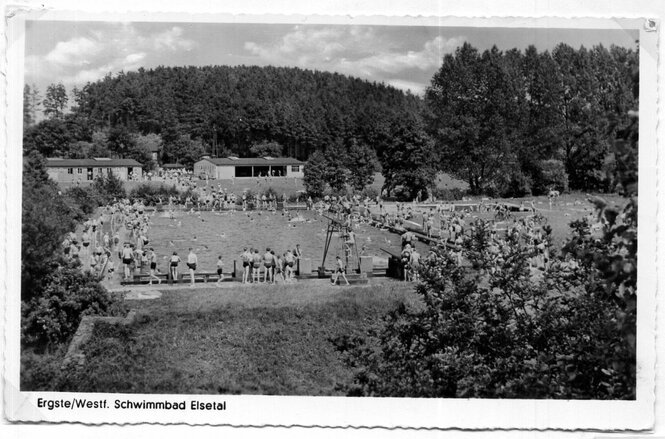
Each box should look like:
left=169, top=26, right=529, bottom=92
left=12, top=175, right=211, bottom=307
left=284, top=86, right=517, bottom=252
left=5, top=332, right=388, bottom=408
left=24, top=43, right=636, bottom=198
left=72, top=65, right=423, bottom=160
left=425, top=42, right=637, bottom=195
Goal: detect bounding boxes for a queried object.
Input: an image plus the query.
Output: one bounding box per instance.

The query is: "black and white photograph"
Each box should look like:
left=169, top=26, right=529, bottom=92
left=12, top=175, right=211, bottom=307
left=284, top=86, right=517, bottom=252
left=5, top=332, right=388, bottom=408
left=1, top=2, right=661, bottom=434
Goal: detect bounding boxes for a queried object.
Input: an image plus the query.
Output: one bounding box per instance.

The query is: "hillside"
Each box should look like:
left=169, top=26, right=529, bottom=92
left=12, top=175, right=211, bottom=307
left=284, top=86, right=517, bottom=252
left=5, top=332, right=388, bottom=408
left=73, top=65, right=424, bottom=159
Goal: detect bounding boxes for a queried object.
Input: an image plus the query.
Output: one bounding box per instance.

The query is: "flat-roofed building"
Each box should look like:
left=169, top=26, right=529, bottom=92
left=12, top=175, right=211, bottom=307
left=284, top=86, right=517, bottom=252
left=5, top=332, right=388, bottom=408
left=45, top=158, right=143, bottom=183
left=193, top=156, right=305, bottom=179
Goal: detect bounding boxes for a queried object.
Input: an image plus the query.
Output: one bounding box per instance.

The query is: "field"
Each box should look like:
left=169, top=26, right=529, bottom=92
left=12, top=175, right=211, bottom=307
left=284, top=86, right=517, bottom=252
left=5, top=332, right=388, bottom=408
left=36, top=281, right=417, bottom=395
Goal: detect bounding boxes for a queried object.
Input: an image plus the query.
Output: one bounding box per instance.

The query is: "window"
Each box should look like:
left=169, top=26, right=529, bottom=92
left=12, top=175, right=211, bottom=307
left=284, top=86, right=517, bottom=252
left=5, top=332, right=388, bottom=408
left=77, top=168, right=82, bottom=174
left=291, top=165, right=300, bottom=172
left=67, top=168, right=73, bottom=174
left=87, top=168, right=94, bottom=181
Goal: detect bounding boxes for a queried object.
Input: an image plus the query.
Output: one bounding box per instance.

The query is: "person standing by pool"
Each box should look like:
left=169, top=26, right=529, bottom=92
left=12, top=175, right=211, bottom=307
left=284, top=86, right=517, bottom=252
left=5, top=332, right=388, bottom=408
left=148, top=248, right=161, bottom=285
left=241, top=247, right=252, bottom=284
left=275, top=253, right=285, bottom=283
left=121, top=243, right=133, bottom=280
left=263, top=248, right=274, bottom=284
left=216, top=256, right=225, bottom=285
left=252, top=249, right=262, bottom=283
left=331, top=256, right=350, bottom=286
left=170, top=251, right=181, bottom=282
left=187, top=248, right=198, bottom=286
left=284, top=249, right=296, bottom=280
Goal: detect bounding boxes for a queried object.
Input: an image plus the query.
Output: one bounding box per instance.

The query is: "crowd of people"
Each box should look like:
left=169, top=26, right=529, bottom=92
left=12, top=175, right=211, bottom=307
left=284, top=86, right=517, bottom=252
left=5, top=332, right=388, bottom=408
left=59, top=175, right=595, bottom=289
left=238, top=244, right=304, bottom=285
left=60, top=197, right=169, bottom=284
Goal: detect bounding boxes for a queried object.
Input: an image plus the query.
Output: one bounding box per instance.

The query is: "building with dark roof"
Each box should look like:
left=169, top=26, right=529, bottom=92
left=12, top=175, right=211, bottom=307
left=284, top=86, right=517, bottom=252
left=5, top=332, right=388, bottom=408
left=45, top=158, right=143, bottom=183
left=193, top=156, right=304, bottom=179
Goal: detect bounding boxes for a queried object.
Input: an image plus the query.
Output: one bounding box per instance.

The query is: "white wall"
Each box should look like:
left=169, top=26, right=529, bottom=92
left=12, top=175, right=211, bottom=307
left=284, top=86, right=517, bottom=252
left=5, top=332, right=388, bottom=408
left=45, top=166, right=140, bottom=182
left=286, top=164, right=304, bottom=178
left=216, top=166, right=235, bottom=179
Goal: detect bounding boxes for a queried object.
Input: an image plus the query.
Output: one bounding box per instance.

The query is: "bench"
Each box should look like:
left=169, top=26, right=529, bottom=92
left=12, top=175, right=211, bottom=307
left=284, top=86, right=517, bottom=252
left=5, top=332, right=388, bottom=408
left=120, top=271, right=236, bottom=285
left=176, top=271, right=237, bottom=283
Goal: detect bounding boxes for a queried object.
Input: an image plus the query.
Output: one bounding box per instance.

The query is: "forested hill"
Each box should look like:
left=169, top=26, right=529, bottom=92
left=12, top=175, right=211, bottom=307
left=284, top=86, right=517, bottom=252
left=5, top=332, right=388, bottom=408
left=73, top=65, right=424, bottom=159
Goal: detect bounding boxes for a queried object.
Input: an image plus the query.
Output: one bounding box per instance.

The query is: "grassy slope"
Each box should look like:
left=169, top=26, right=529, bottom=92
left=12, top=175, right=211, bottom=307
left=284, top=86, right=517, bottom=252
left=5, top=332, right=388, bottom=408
left=49, top=281, right=417, bottom=395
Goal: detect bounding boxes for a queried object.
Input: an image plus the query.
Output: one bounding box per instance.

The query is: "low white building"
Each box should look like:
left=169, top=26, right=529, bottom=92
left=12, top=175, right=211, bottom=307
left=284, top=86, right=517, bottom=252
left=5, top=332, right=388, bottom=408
left=45, top=158, right=143, bottom=183
left=193, top=156, right=305, bottom=179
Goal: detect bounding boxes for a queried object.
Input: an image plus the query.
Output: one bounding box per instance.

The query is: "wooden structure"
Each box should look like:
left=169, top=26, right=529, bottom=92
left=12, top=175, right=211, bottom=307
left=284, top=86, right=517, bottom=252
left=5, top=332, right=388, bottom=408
left=45, top=157, right=143, bottom=183
left=193, top=156, right=305, bottom=179
left=319, top=214, right=361, bottom=277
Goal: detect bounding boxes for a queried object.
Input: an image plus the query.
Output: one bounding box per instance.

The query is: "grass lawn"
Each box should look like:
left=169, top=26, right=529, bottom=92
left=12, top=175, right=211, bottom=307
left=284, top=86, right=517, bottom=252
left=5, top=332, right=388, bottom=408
left=49, top=280, right=417, bottom=395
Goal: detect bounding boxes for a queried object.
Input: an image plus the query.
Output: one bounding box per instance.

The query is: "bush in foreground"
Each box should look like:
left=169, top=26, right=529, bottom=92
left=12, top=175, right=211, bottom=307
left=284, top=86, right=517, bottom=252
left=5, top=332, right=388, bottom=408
left=21, top=264, right=128, bottom=349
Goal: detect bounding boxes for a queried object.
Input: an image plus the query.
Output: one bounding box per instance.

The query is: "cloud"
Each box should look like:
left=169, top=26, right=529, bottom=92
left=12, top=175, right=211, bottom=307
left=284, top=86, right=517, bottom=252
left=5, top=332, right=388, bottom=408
left=348, top=36, right=465, bottom=75
left=45, top=37, right=103, bottom=67
left=244, top=26, right=465, bottom=92
left=386, top=79, right=429, bottom=95
left=151, top=26, right=195, bottom=51
left=26, top=24, right=196, bottom=87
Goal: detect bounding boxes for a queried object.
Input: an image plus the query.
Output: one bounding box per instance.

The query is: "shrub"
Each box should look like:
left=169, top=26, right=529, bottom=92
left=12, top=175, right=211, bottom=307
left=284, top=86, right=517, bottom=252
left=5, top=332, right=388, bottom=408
left=431, top=187, right=465, bottom=201
left=262, top=187, right=279, bottom=200
left=494, top=168, right=533, bottom=198
left=534, top=159, right=569, bottom=195
left=129, top=183, right=180, bottom=205
left=336, top=177, right=636, bottom=399
left=360, top=186, right=379, bottom=200
left=64, top=186, right=101, bottom=216
left=20, top=348, right=67, bottom=391
left=92, top=172, right=126, bottom=204
left=21, top=264, right=128, bottom=349
left=22, top=153, right=80, bottom=301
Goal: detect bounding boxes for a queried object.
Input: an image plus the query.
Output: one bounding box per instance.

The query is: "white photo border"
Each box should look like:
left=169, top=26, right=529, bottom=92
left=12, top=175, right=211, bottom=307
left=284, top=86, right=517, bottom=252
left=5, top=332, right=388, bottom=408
left=2, top=9, right=659, bottom=431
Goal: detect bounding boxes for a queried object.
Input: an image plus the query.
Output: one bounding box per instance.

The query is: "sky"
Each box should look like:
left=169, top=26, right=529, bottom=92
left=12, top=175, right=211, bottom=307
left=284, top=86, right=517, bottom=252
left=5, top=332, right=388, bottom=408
left=24, top=21, right=639, bottom=97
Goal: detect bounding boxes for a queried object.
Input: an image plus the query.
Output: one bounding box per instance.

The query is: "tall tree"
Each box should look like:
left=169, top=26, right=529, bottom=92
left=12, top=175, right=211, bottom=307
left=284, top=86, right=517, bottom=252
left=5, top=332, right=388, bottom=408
left=425, top=43, right=525, bottom=195
left=344, top=138, right=379, bottom=191
left=23, top=84, right=41, bottom=127
left=379, top=115, right=438, bottom=200
left=249, top=140, right=283, bottom=157
left=161, top=134, right=206, bottom=169
left=42, top=83, right=68, bottom=120
left=303, top=150, right=327, bottom=197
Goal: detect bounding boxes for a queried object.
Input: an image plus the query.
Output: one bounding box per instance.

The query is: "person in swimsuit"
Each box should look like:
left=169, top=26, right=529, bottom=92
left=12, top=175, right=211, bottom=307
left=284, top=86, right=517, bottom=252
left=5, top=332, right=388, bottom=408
left=410, top=249, right=421, bottom=282
left=284, top=250, right=295, bottom=280
left=241, top=247, right=252, bottom=283
left=106, top=258, right=115, bottom=280
left=187, top=248, right=198, bottom=286
left=170, top=251, right=181, bottom=282
left=331, top=256, right=350, bottom=286
left=121, top=243, right=133, bottom=280
left=401, top=244, right=412, bottom=281
left=252, top=249, right=262, bottom=283
left=275, top=254, right=285, bottom=283
left=263, top=248, right=274, bottom=283
left=148, top=248, right=161, bottom=285
left=216, top=256, right=225, bottom=285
